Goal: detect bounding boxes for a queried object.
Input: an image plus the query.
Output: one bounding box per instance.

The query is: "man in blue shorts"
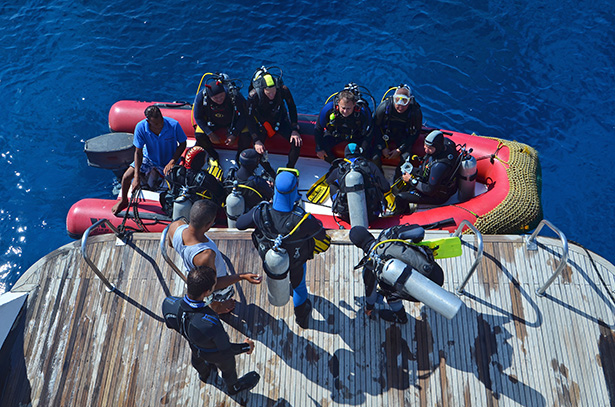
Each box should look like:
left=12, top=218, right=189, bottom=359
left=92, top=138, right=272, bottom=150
left=112, top=105, right=187, bottom=215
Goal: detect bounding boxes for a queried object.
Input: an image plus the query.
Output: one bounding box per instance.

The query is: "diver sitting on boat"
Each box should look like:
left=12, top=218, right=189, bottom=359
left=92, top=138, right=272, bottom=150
left=372, top=84, right=423, bottom=173
left=247, top=66, right=302, bottom=169
left=314, top=83, right=373, bottom=163
left=325, top=143, right=389, bottom=224
left=193, top=73, right=263, bottom=170
left=224, top=148, right=274, bottom=227
left=159, top=145, right=225, bottom=220
left=393, top=130, right=460, bottom=215
left=112, top=105, right=187, bottom=216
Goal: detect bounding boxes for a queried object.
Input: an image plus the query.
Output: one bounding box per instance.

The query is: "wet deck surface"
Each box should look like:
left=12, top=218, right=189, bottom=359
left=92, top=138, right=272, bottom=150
left=2, top=229, right=615, bottom=406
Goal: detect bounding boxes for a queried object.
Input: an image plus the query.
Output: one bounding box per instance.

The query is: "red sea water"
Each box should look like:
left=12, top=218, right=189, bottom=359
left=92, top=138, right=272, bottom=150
left=0, top=1, right=614, bottom=293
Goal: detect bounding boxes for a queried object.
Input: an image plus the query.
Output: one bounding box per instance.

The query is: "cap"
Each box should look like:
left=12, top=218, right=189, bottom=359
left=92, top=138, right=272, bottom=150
left=349, top=226, right=376, bottom=253
left=206, top=81, right=226, bottom=97
left=344, top=143, right=362, bottom=158
left=262, top=74, right=276, bottom=88
left=184, top=146, right=206, bottom=170
left=236, top=149, right=260, bottom=180
left=272, top=171, right=299, bottom=212
left=424, top=130, right=444, bottom=151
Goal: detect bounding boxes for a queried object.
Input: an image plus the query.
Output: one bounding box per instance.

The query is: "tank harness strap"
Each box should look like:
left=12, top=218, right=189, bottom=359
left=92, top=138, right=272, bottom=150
left=238, top=184, right=264, bottom=199
left=393, top=266, right=413, bottom=292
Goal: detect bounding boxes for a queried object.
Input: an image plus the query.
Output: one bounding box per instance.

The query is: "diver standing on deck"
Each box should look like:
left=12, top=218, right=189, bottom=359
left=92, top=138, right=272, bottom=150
left=167, top=199, right=262, bottom=314
left=235, top=169, right=330, bottom=328
left=162, top=265, right=260, bottom=395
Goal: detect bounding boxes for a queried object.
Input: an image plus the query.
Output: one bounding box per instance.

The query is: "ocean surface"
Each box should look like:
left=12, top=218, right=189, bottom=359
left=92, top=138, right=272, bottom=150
left=0, top=0, right=613, bottom=293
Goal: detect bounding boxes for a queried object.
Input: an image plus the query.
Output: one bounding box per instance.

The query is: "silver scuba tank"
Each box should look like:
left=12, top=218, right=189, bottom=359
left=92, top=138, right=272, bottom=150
left=264, top=235, right=291, bottom=306
left=345, top=166, right=369, bottom=228
left=380, top=258, right=463, bottom=319
left=457, top=154, right=477, bottom=202
left=225, top=181, right=245, bottom=228
left=172, top=186, right=193, bottom=221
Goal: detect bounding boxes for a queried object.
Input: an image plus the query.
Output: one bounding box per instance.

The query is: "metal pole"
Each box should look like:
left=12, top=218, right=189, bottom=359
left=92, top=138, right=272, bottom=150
left=453, top=220, right=484, bottom=295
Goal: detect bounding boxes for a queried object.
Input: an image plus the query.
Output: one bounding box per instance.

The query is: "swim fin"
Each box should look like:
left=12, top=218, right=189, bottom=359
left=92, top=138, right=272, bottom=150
left=383, top=178, right=412, bottom=212
left=415, top=236, right=462, bottom=259
left=306, top=174, right=330, bottom=204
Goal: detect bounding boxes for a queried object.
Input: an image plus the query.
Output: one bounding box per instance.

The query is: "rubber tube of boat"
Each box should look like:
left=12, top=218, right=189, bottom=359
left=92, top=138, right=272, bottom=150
left=172, top=187, right=193, bottom=221
left=264, top=236, right=291, bottom=306
left=457, top=155, right=477, bottom=202
left=345, top=167, right=369, bottom=228
left=380, top=258, right=462, bottom=319
left=225, top=181, right=244, bottom=228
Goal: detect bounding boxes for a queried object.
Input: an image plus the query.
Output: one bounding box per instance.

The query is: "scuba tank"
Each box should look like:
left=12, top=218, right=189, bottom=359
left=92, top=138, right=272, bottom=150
left=457, top=153, right=477, bottom=202
left=379, top=258, right=463, bottom=319
left=345, top=166, right=369, bottom=228
left=225, top=181, right=245, bottom=228
left=172, top=186, right=193, bottom=221
left=264, top=235, right=291, bottom=306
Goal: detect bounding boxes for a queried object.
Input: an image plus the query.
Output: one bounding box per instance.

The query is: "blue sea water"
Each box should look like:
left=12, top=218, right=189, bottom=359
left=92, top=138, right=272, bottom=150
left=0, top=0, right=614, bottom=293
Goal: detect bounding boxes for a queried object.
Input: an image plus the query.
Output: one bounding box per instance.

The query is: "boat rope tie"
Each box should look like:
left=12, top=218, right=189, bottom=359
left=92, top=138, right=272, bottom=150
left=451, top=204, right=480, bottom=218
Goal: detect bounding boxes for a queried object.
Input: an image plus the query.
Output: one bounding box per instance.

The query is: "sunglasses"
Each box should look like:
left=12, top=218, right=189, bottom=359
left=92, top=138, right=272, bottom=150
left=393, top=94, right=412, bottom=106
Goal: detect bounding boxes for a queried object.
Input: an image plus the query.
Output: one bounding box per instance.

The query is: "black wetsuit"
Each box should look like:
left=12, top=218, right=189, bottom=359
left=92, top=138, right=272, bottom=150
left=372, top=97, right=423, bottom=168
left=247, top=85, right=301, bottom=168
left=314, top=100, right=372, bottom=163
left=395, top=138, right=459, bottom=207
left=162, top=296, right=251, bottom=387
left=193, top=89, right=251, bottom=162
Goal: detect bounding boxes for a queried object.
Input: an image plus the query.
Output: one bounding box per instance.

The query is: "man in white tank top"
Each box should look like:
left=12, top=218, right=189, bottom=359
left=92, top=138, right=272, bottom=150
left=168, top=200, right=262, bottom=314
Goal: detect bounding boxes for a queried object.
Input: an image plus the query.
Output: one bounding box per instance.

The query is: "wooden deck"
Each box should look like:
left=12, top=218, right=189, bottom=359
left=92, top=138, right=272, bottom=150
left=1, top=229, right=614, bottom=406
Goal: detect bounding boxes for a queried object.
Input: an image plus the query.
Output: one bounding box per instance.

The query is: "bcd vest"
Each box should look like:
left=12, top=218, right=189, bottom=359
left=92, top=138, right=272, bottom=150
left=330, top=157, right=385, bottom=221
left=251, top=202, right=316, bottom=269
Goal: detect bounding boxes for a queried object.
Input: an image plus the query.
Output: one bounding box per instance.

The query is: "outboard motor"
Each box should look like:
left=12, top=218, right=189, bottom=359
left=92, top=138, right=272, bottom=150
left=457, top=154, right=477, bottom=202
left=264, top=235, right=291, bottom=306
left=380, top=258, right=462, bottom=319
left=172, top=186, right=193, bottom=221
left=345, top=166, right=369, bottom=228
left=225, top=181, right=245, bottom=228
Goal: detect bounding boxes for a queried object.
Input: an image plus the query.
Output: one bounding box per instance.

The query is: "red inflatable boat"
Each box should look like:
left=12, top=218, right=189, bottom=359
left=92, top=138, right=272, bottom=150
left=66, top=100, right=543, bottom=238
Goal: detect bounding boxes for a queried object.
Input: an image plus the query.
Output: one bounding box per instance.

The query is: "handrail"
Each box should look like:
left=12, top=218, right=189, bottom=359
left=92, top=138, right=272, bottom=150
left=453, top=220, right=484, bottom=295
left=525, top=219, right=569, bottom=296
left=160, top=224, right=188, bottom=284
left=80, top=219, right=122, bottom=292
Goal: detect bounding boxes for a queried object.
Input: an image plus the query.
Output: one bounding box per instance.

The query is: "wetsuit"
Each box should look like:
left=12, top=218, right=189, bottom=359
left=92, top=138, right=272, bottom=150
left=314, top=100, right=372, bottom=163
left=162, top=295, right=251, bottom=387
left=395, top=137, right=459, bottom=207
left=247, top=85, right=301, bottom=168
left=192, top=89, right=251, bottom=162
left=372, top=97, right=423, bottom=169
